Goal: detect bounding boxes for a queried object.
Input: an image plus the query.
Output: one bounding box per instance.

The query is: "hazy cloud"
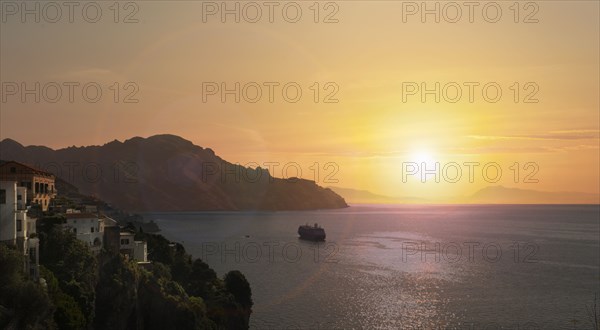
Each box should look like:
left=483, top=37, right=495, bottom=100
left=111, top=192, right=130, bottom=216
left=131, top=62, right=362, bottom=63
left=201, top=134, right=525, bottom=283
left=467, top=129, right=600, bottom=141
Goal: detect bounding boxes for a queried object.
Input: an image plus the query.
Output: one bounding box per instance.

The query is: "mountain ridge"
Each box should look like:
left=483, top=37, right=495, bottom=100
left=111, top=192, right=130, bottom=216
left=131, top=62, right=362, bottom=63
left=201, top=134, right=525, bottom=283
left=0, top=134, right=348, bottom=211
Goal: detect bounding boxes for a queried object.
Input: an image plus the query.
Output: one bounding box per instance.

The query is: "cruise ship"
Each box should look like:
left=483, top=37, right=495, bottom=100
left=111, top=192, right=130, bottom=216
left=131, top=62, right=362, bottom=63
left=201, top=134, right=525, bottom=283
left=298, top=223, right=326, bottom=241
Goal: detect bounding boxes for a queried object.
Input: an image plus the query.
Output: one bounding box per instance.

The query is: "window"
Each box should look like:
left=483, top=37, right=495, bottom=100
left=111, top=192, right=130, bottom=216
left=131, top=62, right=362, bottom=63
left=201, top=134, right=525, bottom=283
left=0, top=189, right=5, bottom=204
left=17, top=220, right=22, bottom=232
left=73, top=228, right=77, bottom=234
left=91, top=227, right=95, bottom=233
left=17, top=194, right=22, bottom=201
left=10, top=167, right=16, bottom=173
left=120, top=239, right=130, bottom=245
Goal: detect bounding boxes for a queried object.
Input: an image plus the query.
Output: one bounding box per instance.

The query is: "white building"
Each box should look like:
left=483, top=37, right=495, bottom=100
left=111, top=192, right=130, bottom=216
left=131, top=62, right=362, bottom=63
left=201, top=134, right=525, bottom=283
left=133, top=241, right=148, bottom=262
left=63, top=213, right=105, bottom=254
left=119, top=231, right=148, bottom=263
left=63, top=213, right=147, bottom=262
left=0, top=181, right=40, bottom=279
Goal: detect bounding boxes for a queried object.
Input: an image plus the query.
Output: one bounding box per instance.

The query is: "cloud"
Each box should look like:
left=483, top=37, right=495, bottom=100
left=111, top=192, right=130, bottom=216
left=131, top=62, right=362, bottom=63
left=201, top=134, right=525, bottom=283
left=448, top=145, right=599, bottom=155
left=467, top=129, right=599, bottom=141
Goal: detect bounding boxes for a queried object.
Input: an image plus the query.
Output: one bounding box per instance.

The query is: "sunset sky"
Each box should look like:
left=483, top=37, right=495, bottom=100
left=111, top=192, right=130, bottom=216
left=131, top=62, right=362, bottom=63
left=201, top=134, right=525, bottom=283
left=1, top=1, right=598, bottom=201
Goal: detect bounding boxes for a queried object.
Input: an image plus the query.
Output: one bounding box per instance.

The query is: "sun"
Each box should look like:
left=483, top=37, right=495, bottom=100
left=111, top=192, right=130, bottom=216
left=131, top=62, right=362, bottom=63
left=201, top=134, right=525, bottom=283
left=403, top=148, right=441, bottom=184
left=409, top=149, right=436, bottom=166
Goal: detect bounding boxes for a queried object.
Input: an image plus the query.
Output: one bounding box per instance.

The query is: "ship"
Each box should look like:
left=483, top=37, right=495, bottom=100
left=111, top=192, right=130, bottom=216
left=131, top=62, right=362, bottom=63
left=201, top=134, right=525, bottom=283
left=298, top=223, right=326, bottom=241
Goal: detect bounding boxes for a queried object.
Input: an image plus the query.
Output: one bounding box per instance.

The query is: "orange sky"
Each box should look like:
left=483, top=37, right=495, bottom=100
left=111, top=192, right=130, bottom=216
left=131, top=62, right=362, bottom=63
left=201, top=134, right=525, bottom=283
left=1, top=1, right=598, bottom=201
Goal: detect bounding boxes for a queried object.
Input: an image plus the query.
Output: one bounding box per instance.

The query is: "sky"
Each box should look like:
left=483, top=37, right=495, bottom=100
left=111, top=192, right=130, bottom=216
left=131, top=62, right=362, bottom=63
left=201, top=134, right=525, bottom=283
left=1, top=1, right=599, bottom=201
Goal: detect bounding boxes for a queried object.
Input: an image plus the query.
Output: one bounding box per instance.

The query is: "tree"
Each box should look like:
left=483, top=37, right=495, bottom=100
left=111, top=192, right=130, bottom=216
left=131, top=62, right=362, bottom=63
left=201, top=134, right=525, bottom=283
left=224, top=270, right=253, bottom=309
left=0, top=245, right=54, bottom=329
left=37, top=226, right=98, bottom=326
left=186, top=259, right=218, bottom=298
left=40, top=266, right=86, bottom=330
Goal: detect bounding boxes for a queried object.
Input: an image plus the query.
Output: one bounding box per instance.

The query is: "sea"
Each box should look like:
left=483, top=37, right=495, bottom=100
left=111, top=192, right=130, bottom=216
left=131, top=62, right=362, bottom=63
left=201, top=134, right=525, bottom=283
left=144, top=204, right=600, bottom=330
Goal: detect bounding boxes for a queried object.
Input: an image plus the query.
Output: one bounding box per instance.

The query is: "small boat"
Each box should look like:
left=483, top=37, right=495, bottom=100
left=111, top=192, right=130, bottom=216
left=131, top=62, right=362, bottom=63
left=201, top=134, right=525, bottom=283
left=298, top=223, right=326, bottom=241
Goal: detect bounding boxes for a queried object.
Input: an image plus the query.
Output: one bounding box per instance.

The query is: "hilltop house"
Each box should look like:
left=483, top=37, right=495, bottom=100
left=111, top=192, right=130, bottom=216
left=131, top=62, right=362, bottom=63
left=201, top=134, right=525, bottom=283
left=0, top=161, right=56, bottom=212
left=63, top=213, right=109, bottom=254
left=0, top=181, right=40, bottom=279
left=118, top=230, right=148, bottom=263
left=105, top=226, right=148, bottom=263
left=63, top=213, right=148, bottom=262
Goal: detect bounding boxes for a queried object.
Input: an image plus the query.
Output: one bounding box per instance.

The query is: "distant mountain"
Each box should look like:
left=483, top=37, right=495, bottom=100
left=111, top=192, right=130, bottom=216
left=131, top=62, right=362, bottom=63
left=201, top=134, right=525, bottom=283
left=328, top=186, right=430, bottom=204
left=0, top=135, right=348, bottom=211
left=329, top=185, right=599, bottom=205
left=465, top=186, right=599, bottom=204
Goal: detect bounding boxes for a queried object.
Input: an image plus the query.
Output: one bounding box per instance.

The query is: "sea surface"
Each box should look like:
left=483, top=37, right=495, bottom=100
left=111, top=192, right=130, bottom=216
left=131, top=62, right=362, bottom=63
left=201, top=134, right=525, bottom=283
left=145, top=205, right=600, bottom=329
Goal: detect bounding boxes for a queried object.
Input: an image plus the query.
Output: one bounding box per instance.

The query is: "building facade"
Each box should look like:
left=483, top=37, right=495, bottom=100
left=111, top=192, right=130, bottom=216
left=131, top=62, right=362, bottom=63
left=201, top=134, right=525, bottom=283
left=63, top=213, right=106, bottom=254
left=63, top=213, right=147, bottom=262
left=0, top=161, right=56, bottom=211
left=119, top=230, right=148, bottom=263
left=0, top=181, right=40, bottom=279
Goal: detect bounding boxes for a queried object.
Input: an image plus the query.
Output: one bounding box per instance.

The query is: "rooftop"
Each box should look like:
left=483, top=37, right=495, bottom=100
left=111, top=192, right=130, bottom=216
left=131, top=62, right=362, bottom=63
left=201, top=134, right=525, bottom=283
left=0, top=160, right=56, bottom=178
left=64, top=213, right=98, bottom=219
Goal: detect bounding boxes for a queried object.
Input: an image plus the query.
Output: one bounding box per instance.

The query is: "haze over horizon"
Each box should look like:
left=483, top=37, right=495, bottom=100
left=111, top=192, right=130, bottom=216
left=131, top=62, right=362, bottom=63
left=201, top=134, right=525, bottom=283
left=1, top=1, right=599, bottom=202
left=1, top=134, right=598, bottom=205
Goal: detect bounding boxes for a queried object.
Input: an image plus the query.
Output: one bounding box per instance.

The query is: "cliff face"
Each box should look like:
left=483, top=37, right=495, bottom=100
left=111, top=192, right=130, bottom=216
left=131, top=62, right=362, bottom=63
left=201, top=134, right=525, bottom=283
left=94, top=253, right=248, bottom=330
left=30, top=218, right=252, bottom=330
left=0, top=135, right=348, bottom=211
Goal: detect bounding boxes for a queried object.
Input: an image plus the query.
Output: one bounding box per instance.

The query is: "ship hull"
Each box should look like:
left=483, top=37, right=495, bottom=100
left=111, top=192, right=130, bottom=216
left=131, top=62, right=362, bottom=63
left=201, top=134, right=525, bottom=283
left=298, top=226, right=326, bottom=241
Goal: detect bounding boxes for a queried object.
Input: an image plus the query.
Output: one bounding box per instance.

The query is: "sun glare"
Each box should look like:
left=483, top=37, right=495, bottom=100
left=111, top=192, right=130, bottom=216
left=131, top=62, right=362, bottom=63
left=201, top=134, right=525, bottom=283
left=409, top=149, right=436, bottom=165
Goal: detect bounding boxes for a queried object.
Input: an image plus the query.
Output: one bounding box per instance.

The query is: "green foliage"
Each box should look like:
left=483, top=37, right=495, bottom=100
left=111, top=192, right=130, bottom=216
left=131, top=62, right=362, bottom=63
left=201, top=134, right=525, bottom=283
left=39, top=226, right=97, bottom=283
left=0, top=244, right=22, bottom=288
left=224, top=270, right=253, bottom=309
left=39, top=252, right=86, bottom=330
left=138, top=232, right=253, bottom=328
left=171, top=252, right=193, bottom=284
left=186, top=259, right=218, bottom=298
left=39, top=266, right=59, bottom=295
left=204, top=288, right=238, bottom=328
left=29, top=218, right=252, bottom=329
left=137, top=269, right=216, bottom=330
left=37, top=226, right=98, bottom=326
left=93, top=253, right=139, bottom=329
left=0, top=244, right=54, bottom=329
left=151, top=262, right=172, bottom=280
left=53, top=291, right=86, bottom=330
left=36, top=216, right=65, bottom=235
